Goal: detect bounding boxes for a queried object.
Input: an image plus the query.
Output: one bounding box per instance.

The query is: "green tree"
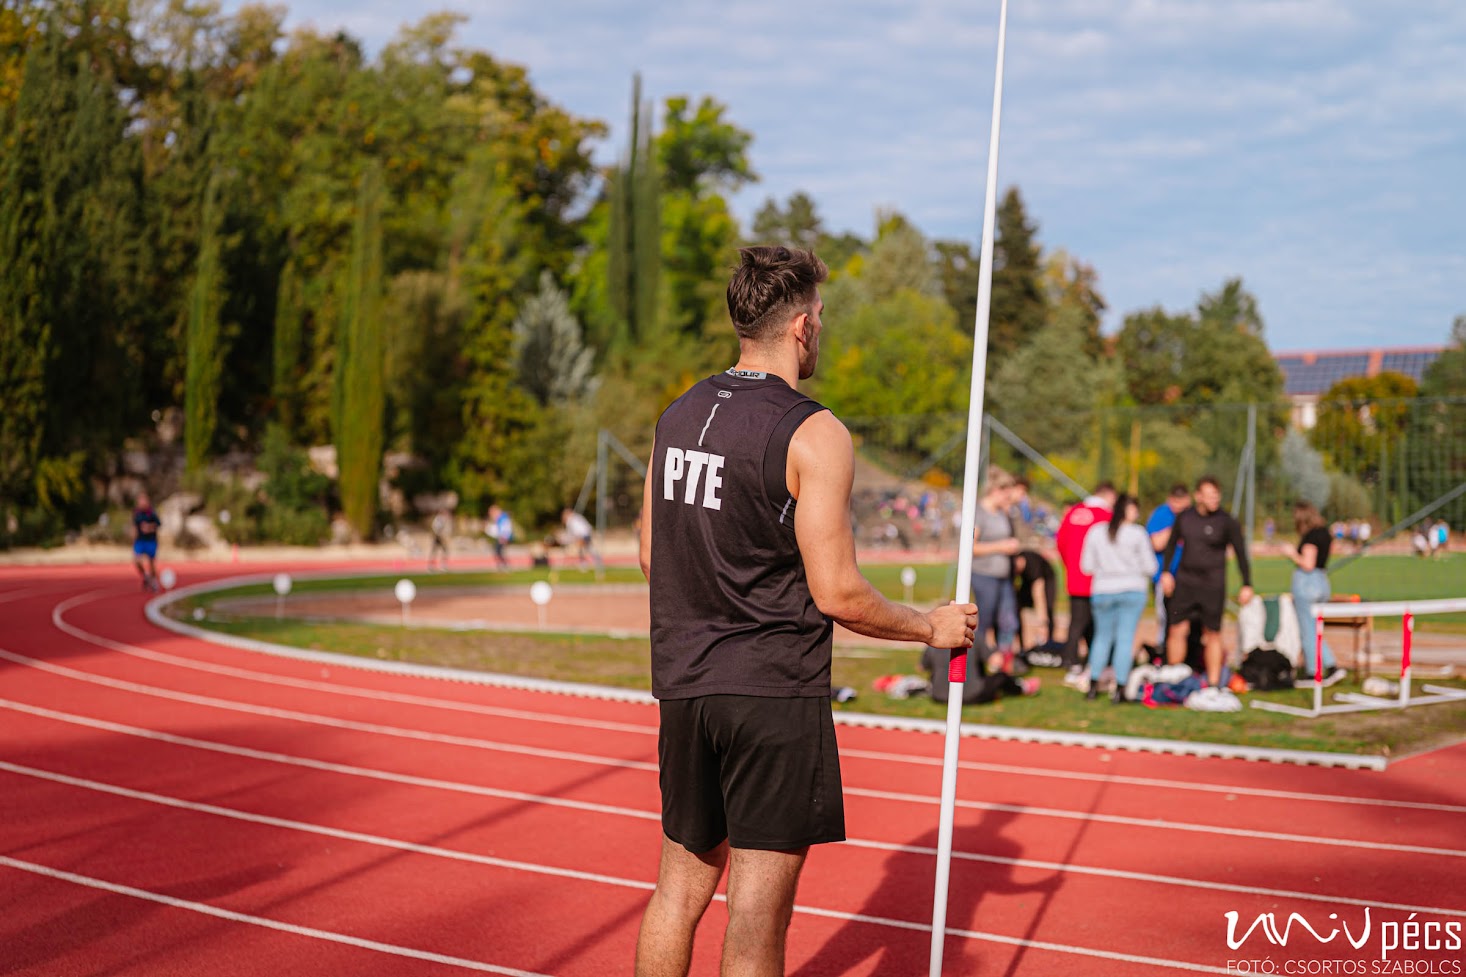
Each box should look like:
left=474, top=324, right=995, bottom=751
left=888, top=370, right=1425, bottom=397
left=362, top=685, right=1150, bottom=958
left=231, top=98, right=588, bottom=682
left=333, top=162, right=387, bottom=539
left=451, top=146, right=538, bottom=509
left=513, top=271, right=597, bottom=406
left=605, top=73, right=660, bottom=353
left=751, top=191, right=823, bottom=251
left=933, top=239, right=980, bottom=336
left=991, top=304, right=1120, bottom=459
left=653, top=94, right=754, bottom=343
left=1043, top=250, right=1106, bottom=360
left=185, top=174, right=227, bottom=474
left=815, top=285, right=972, bottom=468
left=0, top=13, right=147, bottom=515
left=382, top=269, right=466, bottom=475
left=1116, top=308, right=1190, bottom=406
left=657, top=95, right=755, bottom=196
left=1420, top=315, right=1466, bottom=397
left=1281, top=429, right=1331, bottom=509
left=988, top=186, right=1047, bottom=374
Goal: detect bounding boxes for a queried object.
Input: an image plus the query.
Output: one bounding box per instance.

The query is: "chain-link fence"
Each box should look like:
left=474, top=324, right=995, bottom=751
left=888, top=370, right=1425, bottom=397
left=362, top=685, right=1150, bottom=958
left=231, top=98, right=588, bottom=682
left=835, top=396, right=1466, bottom=551
left=580, top=397, right=1466, bottom=562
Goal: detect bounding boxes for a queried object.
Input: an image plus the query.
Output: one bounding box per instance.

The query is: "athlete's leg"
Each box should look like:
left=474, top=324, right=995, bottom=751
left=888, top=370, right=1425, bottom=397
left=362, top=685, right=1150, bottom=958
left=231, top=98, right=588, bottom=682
left=1165, top=615, right=1190, bottom=666
left=635, top=835, right=729, bottom=977
left=1202, top=628, right=1224, bottom=686
left=721, top=845, right=808, bottom=977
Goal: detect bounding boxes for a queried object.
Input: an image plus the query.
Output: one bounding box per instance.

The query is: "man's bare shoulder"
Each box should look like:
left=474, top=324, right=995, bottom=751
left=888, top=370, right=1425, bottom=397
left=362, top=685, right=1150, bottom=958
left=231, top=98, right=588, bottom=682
left=790, top=408, right=851, bottom=454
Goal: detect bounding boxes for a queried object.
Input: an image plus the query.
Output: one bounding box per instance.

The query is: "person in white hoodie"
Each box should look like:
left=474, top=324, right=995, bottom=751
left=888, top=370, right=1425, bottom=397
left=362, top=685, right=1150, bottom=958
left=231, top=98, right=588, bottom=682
left=1080, top=494, right=1157, bottom=703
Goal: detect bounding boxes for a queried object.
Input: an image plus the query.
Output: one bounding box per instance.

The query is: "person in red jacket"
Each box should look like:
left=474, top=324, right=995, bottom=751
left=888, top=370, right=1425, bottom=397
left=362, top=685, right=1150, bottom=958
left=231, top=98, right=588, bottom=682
left=1055, top=482, right=1116, bottom=672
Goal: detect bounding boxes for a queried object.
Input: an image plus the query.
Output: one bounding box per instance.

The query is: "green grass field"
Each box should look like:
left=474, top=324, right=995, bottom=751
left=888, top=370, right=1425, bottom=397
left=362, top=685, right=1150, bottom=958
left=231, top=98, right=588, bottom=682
left=170, top=553, right=1466, bottom=759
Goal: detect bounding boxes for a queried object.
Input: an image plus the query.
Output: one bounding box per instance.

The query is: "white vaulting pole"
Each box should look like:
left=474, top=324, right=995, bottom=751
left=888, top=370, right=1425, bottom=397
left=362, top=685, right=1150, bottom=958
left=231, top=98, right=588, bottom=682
left=930, top=0, right=1010, bottom=974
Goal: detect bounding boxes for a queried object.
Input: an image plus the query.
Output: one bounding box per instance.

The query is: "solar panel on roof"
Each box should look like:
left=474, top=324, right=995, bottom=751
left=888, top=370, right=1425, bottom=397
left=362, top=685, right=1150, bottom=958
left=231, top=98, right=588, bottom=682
left=1380, top=352, right=1438, bottom=380
left=1275, top=349, right=1441, bottom=396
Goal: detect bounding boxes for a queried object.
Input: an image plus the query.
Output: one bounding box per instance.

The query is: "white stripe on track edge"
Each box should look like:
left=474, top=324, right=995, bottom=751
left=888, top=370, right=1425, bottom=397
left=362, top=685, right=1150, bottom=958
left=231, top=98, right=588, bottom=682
left=843, top=785, right=1466, bottom=859
left=0, top=855, right=552, bottom=976
left=5, top=698, right=1463, bottom=920
left=838, top=748, right=1466, bottom=816
left=59, top=589, right=1450, bottom=813
left=0, top=759, right=657, bottom=893
left=0, top=646, right=657, bottom=772
left=0, top=697, right=657, bottom=822
left=51, top=592, right=659, bottom=736
left=5, top=645, right=1462, bottom=860
left=142, top=578, right=1390, bottom=770
left=0, top=763, right=1233, bottom=975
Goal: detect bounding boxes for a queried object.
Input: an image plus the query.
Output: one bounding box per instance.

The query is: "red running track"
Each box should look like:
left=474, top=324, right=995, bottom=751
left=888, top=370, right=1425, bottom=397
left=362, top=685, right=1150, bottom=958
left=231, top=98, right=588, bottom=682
left=2, top=562, right=1464, bottom=977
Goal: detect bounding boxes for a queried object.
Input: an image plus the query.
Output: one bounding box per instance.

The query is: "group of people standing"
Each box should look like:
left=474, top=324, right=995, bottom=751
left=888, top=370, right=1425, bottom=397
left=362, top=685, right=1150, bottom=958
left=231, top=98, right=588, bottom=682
left=1039, top=477, right=1345, bottom=700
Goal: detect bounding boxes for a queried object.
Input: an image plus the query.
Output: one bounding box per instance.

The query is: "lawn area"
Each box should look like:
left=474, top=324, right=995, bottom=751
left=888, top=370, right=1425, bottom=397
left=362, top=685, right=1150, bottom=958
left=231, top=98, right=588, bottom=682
left=169, top=555, right=1466, bottom=760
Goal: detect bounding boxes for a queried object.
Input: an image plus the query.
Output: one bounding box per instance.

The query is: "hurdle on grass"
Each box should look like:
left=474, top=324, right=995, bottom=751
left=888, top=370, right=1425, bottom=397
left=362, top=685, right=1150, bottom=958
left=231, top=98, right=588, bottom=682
left=930, top=0, right=1009, bottom=974
left=1252, top=598, right=1466, bottom=718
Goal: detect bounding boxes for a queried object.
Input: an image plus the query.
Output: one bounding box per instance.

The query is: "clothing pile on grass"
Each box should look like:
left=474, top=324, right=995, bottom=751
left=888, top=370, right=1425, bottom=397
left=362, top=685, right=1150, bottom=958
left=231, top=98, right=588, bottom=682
left=1122, top=663, right=1244, bottom=712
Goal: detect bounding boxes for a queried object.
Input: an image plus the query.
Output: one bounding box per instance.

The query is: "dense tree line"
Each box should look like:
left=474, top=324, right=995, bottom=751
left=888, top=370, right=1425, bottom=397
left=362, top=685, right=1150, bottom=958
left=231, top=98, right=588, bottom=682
left=2, top=2, right=1458, bottom=547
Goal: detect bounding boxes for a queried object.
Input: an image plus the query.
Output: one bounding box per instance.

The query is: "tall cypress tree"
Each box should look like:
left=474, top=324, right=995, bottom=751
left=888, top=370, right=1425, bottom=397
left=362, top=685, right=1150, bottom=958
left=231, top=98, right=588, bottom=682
left=185, top=174, right=226, bottom=475
left=605, top=73, right=660, bottom=353
left=334, top=161, right=386, bottom=539
left=272, top=254, right=305, bottom=437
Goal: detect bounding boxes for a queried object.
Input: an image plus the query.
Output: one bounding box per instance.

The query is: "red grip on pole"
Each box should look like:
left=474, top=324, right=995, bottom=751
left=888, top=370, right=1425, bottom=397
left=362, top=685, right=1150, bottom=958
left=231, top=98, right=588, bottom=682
left=949, top=649, right=968, bottom=683
left=1402, top=612, right=1413, bottom=674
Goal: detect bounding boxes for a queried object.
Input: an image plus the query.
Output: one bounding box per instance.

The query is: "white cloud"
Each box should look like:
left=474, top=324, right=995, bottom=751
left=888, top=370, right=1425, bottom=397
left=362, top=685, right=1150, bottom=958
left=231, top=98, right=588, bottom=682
left=219, top=0, right=1466, bottom=347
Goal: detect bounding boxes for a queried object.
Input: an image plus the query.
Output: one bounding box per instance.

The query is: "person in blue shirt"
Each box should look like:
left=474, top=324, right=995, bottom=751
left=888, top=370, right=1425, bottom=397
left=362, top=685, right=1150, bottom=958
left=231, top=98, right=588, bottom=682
left=132, top=493, right=161, bottom=592
left=1145, top=484, right=1190, bottom=639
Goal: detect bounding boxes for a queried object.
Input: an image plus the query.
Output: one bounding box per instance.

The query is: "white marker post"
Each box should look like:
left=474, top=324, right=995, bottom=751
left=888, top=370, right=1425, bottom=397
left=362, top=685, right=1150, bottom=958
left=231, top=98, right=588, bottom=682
left=901, top=566, right=918, bottom=605
left=273, top=573, right=292, bottom=620
left=931, top=1, right=1010, bottom=973
left=530, top=580, right=553, bottom=630
left=394, top=578, right=417, bottom=627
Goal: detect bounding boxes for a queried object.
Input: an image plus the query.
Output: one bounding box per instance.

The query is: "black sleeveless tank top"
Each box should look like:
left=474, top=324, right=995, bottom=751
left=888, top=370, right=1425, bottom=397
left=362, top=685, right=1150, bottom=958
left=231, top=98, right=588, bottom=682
left=649, top=371, right=833, bottom=699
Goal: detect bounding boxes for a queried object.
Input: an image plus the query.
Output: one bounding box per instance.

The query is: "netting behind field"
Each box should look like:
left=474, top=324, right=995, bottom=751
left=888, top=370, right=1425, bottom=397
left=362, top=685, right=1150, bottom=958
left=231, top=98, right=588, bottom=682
left=579, top=397, right=1466, bottom=568
left=834, top=396, right=1466, bottom=553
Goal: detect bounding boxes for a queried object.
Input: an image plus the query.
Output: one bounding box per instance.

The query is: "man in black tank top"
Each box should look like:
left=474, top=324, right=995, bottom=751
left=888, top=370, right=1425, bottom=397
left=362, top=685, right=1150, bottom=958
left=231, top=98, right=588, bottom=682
left=634, top=246, right=978, bottom=977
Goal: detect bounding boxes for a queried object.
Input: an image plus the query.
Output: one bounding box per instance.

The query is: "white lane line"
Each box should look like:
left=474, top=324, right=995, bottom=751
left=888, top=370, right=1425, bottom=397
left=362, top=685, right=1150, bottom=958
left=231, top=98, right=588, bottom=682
left=839, top=748, right=1466, bottom=816
left=0, top=760, right=656, bottom=893
left=0, top=587, right=44, bottom=605
left=848, top=836, right=1466, bottom=918
left=0, top=855, right=552, bottom=976
left=0, top=647, right=657, bottom=773
left=5, top=647, right=1462, bottom=860
left=0, top=698, right=655, bottom=822
left=5, top=698, right=1463, bottom=919
left=51, top=593, right=658, bottom=736
left=0, top=763, right=1234, bottom=975
left=54, top=592, right=1462, bottom=816
left=844, top=785, right=1466, bottom=859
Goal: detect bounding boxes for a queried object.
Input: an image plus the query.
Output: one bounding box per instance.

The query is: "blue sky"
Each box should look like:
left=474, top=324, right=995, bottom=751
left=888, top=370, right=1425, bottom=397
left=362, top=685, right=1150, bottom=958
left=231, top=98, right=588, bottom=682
left=234, top=0, right=1465, bottom=351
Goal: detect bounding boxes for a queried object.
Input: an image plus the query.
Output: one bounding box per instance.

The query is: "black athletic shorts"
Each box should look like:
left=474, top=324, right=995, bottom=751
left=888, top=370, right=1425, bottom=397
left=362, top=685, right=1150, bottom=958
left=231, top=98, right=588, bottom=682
left=657, top=695, right=845, bottom=853
left=1167, top=578, right=1226, bottom=633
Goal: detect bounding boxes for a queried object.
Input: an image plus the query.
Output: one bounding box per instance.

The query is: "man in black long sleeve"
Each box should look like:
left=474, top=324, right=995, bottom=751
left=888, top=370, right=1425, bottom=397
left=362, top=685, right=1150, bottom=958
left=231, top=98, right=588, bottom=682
left=1159, top=475, right=1254, bottom=687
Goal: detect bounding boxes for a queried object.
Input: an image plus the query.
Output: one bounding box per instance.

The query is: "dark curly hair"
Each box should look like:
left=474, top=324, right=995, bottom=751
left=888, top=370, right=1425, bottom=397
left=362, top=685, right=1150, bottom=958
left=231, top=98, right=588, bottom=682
left=725, top=245, right=828, bottom=343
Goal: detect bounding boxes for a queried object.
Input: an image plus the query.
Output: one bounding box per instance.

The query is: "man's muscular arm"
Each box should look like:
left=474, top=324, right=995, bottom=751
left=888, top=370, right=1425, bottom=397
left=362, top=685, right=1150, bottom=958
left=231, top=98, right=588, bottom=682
left=790, top=411, right=974, bottom=647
